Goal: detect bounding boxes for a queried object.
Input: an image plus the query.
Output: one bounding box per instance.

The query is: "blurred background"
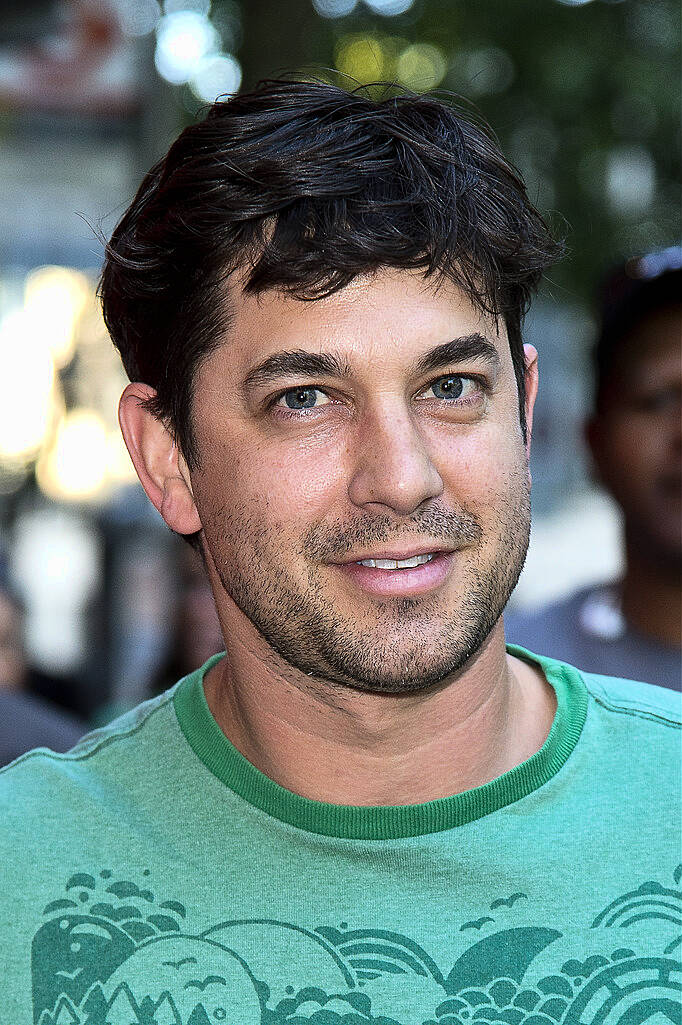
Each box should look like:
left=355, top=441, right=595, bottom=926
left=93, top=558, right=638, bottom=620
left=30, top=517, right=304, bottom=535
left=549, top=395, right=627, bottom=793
left=0, top=0, right=679, bottom=724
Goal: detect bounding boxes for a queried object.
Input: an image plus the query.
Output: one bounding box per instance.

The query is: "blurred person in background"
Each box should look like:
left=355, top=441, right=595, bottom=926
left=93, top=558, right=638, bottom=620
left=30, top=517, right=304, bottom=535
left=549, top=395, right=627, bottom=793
left=0, top=83, right=679, bottom=1020
left=0, top=580, right=86, bottom=766
left=507, top=249, right=681, bottom=690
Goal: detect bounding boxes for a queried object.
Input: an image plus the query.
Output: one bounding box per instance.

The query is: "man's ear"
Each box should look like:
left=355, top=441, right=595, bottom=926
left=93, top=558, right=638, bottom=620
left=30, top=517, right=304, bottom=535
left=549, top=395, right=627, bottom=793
left=118, top=383, right=202, bottom=536
left=522, top=343, right=539, bottom=457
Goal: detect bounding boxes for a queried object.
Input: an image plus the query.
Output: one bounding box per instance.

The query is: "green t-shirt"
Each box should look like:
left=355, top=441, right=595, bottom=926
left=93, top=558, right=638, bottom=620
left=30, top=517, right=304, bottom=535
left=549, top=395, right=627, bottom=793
left=1, top=647, right=680, bottom=1025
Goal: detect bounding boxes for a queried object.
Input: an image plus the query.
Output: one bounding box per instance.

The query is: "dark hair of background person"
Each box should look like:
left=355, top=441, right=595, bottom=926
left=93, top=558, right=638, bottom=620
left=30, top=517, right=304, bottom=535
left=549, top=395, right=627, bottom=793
left=592, top=248, right=682, bottom=412
left=100, top=78, right=563, bottom=543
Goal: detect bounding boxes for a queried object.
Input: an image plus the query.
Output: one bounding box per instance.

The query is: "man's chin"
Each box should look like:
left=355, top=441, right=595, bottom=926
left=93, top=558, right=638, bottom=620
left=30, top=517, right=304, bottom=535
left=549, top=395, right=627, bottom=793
left=268, top=619, right=500, bottom=695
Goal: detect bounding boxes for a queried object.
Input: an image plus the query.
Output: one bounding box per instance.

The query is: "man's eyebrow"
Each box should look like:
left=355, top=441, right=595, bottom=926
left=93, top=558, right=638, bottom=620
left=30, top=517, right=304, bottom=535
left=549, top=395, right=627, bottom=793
left=414, top=334, right=502, bottom=376
left=243, top=349, right=351, bottom=389
left=243, top=333, right=501, bottom=390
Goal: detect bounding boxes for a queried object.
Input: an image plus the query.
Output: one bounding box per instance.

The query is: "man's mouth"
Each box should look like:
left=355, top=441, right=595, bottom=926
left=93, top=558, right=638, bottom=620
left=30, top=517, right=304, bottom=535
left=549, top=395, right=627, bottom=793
left=356, top=553, right=434, bottom=570
left=333, top=549, right=455, bottom=597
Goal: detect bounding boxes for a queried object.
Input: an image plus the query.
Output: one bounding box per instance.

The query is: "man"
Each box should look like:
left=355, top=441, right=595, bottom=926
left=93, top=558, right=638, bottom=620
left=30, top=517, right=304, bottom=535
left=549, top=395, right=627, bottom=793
left=1, top=81, right=679, bottom=1023
left=507, top=250, right=682, bottom=690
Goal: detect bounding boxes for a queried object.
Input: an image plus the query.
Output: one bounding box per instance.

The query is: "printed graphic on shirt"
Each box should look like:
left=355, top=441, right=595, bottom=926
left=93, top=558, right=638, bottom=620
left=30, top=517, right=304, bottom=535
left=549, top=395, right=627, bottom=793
left=32, top=866, right=682, bottom=1025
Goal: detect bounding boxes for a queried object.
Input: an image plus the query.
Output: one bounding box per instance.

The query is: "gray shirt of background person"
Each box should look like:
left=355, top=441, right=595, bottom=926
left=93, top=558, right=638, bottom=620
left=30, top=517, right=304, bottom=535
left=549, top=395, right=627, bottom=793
left=506, top=583, right=681, bottom=690
left=0, top=690, right=86, bottom=767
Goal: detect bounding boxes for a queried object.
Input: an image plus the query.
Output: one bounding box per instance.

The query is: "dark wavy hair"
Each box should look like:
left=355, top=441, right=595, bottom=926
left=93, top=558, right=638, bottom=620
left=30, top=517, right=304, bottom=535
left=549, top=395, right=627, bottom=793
left=100, top=78, right=563, bottom=468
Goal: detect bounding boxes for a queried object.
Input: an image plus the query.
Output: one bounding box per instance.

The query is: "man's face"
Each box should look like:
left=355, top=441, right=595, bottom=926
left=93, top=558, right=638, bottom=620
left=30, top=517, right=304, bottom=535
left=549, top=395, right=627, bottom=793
left=189, top=269, right=535, bottom=693
left=589, top=304, right=682, bottom=566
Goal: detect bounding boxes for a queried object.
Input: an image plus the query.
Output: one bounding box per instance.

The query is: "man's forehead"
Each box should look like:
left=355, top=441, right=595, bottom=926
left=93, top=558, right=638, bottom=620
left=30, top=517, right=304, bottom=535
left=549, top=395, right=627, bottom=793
left=238, top=265, right=491, bottom=317
left=229, top=267, right=509, bottom=374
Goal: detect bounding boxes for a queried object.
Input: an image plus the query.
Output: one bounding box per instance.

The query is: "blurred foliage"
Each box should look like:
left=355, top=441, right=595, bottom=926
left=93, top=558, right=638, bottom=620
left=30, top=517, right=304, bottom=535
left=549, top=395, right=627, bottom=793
left=215, top=0, right=680, bottom=310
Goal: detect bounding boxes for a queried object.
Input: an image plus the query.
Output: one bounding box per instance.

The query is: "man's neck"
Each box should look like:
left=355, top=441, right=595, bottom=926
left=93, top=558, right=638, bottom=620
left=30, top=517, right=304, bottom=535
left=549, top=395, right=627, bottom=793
left=621, top=536, right=682, bottom=649
left=202, top=620, right=556, bottom=806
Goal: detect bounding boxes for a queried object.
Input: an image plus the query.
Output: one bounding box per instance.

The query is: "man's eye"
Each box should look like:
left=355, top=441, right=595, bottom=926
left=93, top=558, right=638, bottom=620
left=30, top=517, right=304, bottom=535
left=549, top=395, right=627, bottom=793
left=418, top=375, right=478, bottom=401
left=276, top=387, right=330, bottom=410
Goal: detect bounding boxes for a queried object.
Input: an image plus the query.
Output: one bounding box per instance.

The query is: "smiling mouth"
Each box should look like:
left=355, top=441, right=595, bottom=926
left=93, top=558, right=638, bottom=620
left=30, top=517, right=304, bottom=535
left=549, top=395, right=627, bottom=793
left=356, top=553, right=435, bottom=570
left=333, top=549, right=455, bottom=597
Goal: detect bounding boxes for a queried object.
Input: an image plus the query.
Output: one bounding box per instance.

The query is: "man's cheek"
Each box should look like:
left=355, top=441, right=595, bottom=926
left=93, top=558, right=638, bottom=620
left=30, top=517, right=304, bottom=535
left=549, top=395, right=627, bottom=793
left=228, top=457, right=346, bottom=532
left=267, top=448, right=350, bottom=510
left=440, top=440, right=516, bottom=503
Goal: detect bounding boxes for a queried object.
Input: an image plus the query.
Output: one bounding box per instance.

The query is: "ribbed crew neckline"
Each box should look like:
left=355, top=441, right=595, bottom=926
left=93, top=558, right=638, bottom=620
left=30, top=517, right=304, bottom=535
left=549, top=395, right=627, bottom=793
left=173, top=645, right=587, bottom=839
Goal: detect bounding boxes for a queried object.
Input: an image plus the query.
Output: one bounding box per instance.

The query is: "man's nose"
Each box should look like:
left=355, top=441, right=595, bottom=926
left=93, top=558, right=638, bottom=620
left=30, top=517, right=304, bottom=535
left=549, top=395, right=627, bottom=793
left=347, top=402, right=444, bottom=515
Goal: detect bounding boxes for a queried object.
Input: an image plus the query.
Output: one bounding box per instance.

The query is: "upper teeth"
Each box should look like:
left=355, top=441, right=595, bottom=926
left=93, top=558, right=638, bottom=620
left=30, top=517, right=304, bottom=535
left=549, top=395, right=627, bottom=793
left=357, top=553, right=434, bottom=569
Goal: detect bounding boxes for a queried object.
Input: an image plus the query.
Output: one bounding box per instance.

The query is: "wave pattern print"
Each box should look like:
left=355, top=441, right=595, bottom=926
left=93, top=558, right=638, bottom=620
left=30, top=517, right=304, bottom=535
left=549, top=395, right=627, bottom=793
left=31, top=866, right=682, bottom=1025
left=591, top=879, right=682, bottom=956
left=315, top=924, right=447, bottom=985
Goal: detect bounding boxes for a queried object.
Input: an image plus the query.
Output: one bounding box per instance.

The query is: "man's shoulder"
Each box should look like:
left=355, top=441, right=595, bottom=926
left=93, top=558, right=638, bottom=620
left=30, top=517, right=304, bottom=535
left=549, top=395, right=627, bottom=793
left=579, top=667, right=681, bottom=727
left=574, top=667, right=680, bottom=808
left=513, top=644, right=681, bottom=738
left=0, top=687, right=180, bottom=815
left=515, top=648, right=680, bottom=810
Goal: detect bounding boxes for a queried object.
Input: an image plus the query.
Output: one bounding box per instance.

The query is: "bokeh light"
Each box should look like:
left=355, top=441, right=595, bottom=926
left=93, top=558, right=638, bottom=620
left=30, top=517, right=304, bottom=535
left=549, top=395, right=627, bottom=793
left=396, top=43, right=447, bottom=91
left=164, top=0, right=212, bottom=14
left=37, top=409, right=110, bottom=502
left=364, top=0, right=415, bottom=15
left=637, top=246, right=682, bottom=278
left=12, top=507, right=101, bottom=673
left=24, top=265, right=90, bottom=370
left=312, top=0, right=359, bottom=16
left=335, top=34, right=391, bottom=81
left=0, top=311, right=57, bottom=462
left=606, top=145, right=656, bottom=214
left=190, top=52, right=242, bottom=101
left=154, top=10, right=220, bottom=85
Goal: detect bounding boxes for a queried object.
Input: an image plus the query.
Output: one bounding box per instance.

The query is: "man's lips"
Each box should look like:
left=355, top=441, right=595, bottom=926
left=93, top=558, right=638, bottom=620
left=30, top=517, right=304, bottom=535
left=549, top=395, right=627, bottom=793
left=332, top=545, right=454, bottom=565
left=331, top=550, right=456, bottom=597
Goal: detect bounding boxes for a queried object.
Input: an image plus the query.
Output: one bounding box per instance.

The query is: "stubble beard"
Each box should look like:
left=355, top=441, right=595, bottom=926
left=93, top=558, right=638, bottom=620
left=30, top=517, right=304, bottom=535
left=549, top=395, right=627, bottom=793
left=204, top=476, right=531, bottom=694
